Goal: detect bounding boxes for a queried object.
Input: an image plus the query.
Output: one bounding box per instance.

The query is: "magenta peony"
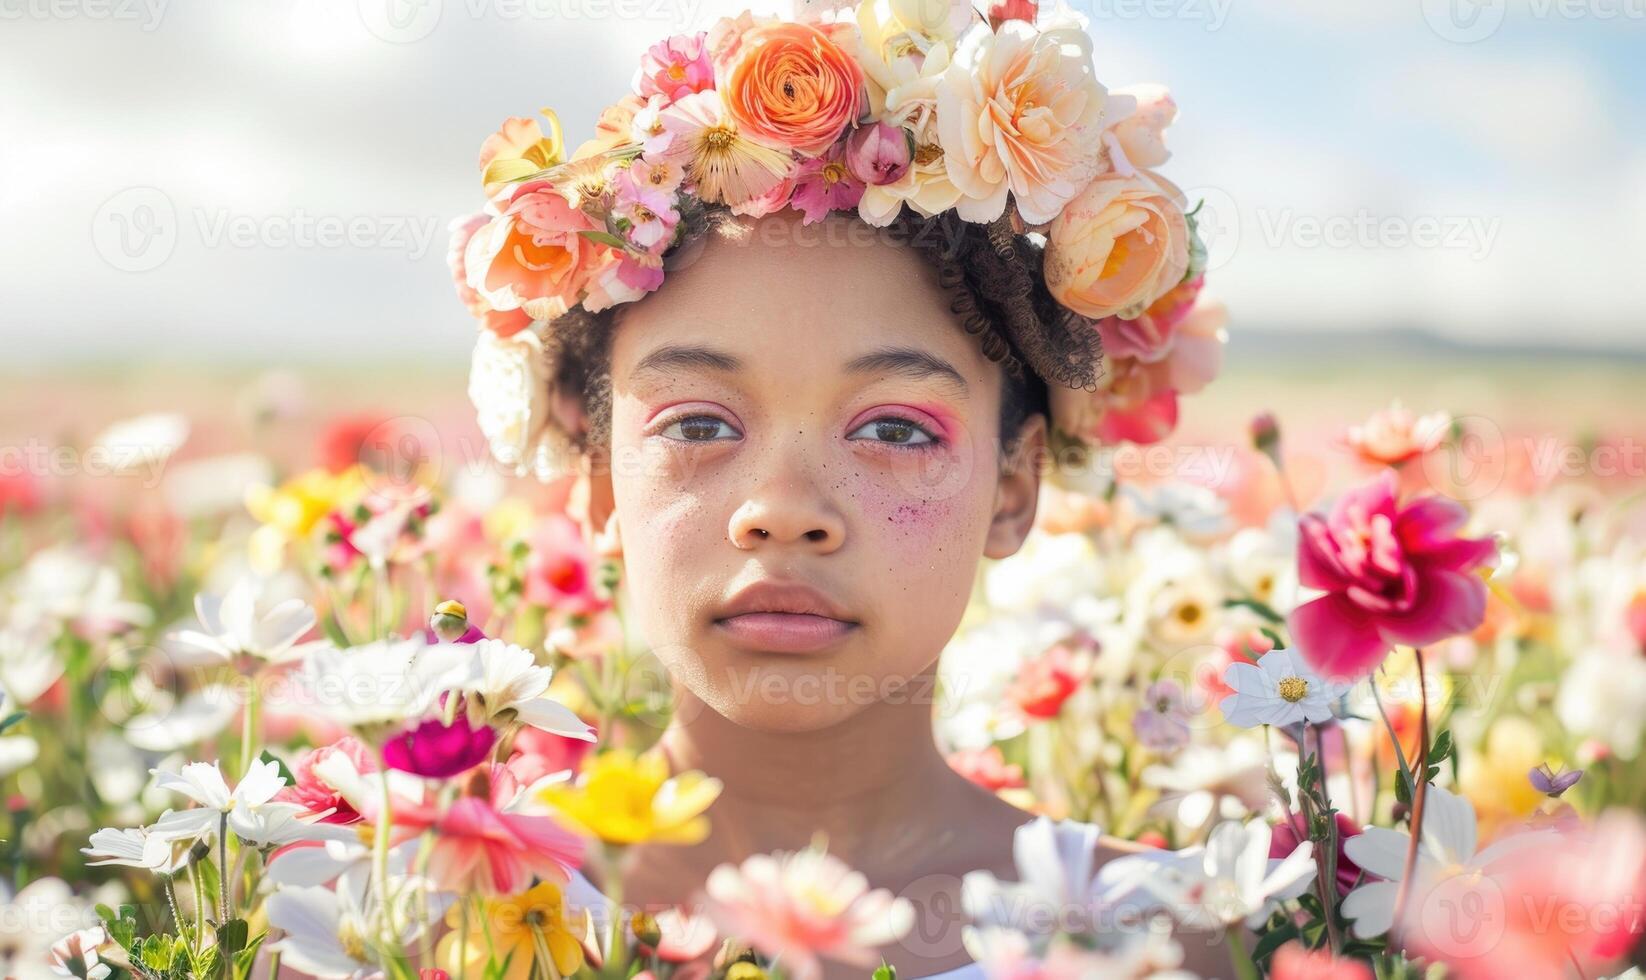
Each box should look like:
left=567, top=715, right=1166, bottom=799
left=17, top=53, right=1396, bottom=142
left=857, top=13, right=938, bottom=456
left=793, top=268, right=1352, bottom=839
left=1290, top=471, right=1496, bottom=680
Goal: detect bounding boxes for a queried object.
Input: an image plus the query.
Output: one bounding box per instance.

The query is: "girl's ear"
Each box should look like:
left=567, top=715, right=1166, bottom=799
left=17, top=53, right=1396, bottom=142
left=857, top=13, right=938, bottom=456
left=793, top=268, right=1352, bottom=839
left=984, top=413, right=1046, bottom=560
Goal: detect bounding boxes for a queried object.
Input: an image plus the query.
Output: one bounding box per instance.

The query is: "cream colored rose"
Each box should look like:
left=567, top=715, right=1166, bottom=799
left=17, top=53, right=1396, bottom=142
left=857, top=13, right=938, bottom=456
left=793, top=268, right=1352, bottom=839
left=468, top=325, right=574, bottom=481
left=1043, top=170, right=1190, bottom=320
left=935, top=19, right=1107, bottom=225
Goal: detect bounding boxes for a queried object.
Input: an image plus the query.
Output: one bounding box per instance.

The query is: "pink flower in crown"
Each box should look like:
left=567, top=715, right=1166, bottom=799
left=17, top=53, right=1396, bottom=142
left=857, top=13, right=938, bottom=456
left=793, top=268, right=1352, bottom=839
left=628, top=155, right=686, bottom=197
left=1097, top=275, right=1203, bottom=363
left=843, top=122, right=911, bottom=187
left=613, top=165, right=681, bottom=250
left=447, top=213, right=490, bottom=315
left=1289, top=470, right=1497, bottom=680
left=730, top=170, right=799, bottom=219
left=635, top=32, right=714, bottom=103
left=1050, top=360, right=1179, bottom=446
left=790, top=141, right=865, bottom=223
left=631, top=95, right=678, bottom=158
left=582, top=247, right=665, bottom=314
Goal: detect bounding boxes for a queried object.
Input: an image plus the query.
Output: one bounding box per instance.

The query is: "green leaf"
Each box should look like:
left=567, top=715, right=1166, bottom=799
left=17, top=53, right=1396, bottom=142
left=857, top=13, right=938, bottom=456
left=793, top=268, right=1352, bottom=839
left=1429, top=729, right=1454, bottom=766
left=0, top=710, right=24, bottom=734
left=1250, top=922, right=1300, bottom=962
left=137, top=934, right=178, bottom=973
left=97, top=903, right=139, bottom=947
left=233, top=934, right=267, bottom=980
left=258, top=750, right=295, bottom=786
left=873, top=963, right=898, bottom=980
left=578, top=229, right=631, bottom=250
left=216, top=919, right=249, bottom=956
left=1223, top=597, right=1285, bottom=624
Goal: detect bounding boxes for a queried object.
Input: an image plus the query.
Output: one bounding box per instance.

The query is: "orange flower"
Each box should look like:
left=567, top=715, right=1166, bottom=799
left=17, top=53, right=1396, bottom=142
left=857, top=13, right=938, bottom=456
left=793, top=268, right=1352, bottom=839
left=464, top=179, right=599, bottom=320
left=717, top=19, right=865, bottom=155
left=1043, top=170, right=1190, bottom=320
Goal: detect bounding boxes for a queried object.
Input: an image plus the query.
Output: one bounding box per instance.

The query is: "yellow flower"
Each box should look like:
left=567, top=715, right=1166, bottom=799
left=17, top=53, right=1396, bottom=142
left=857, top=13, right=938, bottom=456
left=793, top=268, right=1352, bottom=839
left=244, top=466, right=365, bottom=572
left=439, top=881, right=587, bottom=980
left=1459, top=715, right=1548, bottom=837
left=538, top=748, right=721, bottom=845
left=479, top=111, right=565, bottom=197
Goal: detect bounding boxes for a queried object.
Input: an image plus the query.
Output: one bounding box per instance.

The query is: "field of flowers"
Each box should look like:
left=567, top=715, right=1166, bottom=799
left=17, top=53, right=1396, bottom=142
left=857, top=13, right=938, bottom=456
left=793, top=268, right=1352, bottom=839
left=2, top=357, right=1644, bottom=979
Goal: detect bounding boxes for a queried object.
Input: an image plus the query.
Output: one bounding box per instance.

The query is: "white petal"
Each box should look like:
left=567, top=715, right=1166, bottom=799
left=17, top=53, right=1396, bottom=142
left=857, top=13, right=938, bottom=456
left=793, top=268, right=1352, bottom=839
left=1344, top=826, right=1413, bottom=881
left=1418, top=785, right=1478, bottom=864
left=1341, top=879, right=1399, bottom=938
left=513, top=698, right=596, bottom=741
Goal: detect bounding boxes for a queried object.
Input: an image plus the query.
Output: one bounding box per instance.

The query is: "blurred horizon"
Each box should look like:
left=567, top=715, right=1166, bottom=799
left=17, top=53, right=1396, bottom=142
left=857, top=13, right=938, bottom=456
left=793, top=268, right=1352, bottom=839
left=4, top=0, right=1645, bottom=364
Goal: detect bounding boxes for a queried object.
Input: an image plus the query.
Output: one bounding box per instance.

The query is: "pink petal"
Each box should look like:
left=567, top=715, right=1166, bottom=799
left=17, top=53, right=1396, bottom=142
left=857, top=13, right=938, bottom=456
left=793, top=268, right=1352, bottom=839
left=1297, top=514, right=1352, bottom=591
left=1375, top=569, right=1487, bottom=647
left=1290, top=593, right=1389, bottom=681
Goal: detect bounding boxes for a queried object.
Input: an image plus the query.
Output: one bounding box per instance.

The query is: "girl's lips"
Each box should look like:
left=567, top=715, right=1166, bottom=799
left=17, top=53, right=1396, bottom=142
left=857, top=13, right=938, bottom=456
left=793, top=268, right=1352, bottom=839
left=713, top=612, right=857, bottom=654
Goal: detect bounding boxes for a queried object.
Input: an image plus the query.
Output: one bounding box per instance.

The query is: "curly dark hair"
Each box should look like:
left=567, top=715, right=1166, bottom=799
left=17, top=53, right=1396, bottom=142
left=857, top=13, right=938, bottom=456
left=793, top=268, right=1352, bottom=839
left=541, top=199, right=1103, bottom=458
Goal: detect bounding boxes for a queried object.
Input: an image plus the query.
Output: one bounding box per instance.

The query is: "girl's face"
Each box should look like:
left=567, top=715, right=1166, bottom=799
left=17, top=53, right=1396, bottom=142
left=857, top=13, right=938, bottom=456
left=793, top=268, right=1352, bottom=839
left=598, top=211, right=1043, bottom=733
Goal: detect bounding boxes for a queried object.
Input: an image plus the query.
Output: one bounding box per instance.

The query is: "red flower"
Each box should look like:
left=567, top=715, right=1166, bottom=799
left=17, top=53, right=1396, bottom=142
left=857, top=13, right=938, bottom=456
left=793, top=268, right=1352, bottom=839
left=1006, top=639, right=1090, bottom=720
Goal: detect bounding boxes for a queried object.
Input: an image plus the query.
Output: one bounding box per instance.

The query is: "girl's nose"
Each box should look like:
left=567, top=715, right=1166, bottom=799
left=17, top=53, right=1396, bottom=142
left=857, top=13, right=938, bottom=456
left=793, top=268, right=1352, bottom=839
left=726, top=468, right=846, bottom=554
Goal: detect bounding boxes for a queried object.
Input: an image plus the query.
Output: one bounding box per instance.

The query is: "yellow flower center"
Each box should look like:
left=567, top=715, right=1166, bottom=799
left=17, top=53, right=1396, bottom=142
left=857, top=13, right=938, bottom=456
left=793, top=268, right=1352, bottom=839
left=822, top=161, right=848, bottom=184
left=914, top=143, right=942, bottom=167
left=1175, top=601, right=1203, bottom=626
left=667, top=63, right=686, bottom=81
left=1278, top=676, right=1309, bottom=703
left=704, top=127, right=736, bottom=152
left=338, top=922, right=367, bottom=961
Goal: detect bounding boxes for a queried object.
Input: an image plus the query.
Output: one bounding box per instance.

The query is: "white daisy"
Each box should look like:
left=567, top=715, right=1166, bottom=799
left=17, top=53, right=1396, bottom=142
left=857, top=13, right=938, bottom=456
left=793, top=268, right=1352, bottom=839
left=296, top=638, right=471, bottom=731
left=81, top=826, right=188, bottom=875
left=1219, top=647, right=1338, bottom=728
left=170, top=577, right=316, bottom=668
left=1340, top=784, right=1554, bottom=939
left=1123, top=819, right=1316, bottom=930
left=456, top=639, right=594, bottom=741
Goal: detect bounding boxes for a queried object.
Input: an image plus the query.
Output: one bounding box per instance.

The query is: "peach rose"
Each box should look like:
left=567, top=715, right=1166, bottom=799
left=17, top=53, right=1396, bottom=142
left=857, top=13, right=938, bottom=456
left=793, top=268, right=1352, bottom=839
left=572, top=93, right=647, bottom=161
left=935, top=20, right=1108, bottom=224
left=464, top=179, right=598, bottom=321
left=1104, top=84, right=1176, bottom=174
left=1043, top=170, right=1190, bottom=320
left=716, top=20, right=866, bottom=155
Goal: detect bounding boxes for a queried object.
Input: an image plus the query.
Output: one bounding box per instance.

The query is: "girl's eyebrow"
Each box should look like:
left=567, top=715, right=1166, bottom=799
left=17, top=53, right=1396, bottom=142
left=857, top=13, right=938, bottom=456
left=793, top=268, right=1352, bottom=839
left=631, top=343, right=742, bottom=380
left=845, top=346, right=970, bottom=399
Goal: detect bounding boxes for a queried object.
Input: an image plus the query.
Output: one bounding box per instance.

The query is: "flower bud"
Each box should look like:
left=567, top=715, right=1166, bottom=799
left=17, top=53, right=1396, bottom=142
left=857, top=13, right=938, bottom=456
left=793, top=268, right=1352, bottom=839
left=844, top=122, right=912, bottom=187
left=429, top=599, right=469, bottom=643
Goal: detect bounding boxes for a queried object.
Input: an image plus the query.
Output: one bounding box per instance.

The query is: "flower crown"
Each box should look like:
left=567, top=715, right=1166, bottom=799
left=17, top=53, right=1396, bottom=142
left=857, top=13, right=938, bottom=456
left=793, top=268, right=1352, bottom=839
left=448, top=0, right=1226, bottom=482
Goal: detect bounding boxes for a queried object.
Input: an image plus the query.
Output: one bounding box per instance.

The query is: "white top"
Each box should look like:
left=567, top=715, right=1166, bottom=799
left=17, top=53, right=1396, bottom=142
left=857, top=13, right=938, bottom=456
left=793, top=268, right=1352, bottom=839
left=562, top=864, right=986, bottom=980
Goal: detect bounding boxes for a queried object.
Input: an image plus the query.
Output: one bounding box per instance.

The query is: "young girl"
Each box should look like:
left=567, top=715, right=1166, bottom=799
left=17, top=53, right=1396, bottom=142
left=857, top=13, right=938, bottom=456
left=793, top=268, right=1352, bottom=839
left=452, top=2, right=1231, bottom=974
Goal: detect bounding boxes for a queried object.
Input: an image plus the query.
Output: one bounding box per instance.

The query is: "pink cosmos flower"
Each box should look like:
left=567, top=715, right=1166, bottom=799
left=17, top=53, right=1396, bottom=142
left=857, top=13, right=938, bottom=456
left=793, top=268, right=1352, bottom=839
left=524, top=513, right=611, bottom=616
left=1290, top=471, right=1497, bottom=680
left=1269, top=942, right=1373, bottom=980
left=383, top=714, right=497, bottom=779
left=789, top=142, right=865, bottom=224
left=701, top=848, right=914, bottom=980
left=385, top=764, right=586, bottom=897
left=276, top=736, right=375, bottom=824
left=1344, top=402, right=1451, bottom=469
left=635, top=32, right=714, bottom=103
left=1401, top=810, right=1646, bottom=979
left=612, top=165, right=680, bottom=250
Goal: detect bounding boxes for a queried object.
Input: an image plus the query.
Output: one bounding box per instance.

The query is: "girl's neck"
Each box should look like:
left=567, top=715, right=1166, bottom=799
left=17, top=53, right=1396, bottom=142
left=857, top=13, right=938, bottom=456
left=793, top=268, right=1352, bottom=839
left=651, top=662, right=979, bottom=873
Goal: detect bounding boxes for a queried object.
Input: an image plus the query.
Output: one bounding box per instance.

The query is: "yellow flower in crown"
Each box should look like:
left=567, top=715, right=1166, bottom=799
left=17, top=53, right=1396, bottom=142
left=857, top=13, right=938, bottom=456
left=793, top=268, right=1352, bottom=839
left=439, top=880, right=587, bottom=980
left=479, top=109, right=566, bottom=197
left=244, top=466, right=366, bottom=572
left=538, top=748, right=722, bottom=845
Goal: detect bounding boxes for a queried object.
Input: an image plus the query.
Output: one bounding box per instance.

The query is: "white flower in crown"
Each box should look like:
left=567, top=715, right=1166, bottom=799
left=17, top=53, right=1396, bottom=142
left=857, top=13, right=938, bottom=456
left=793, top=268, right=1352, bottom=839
left=468, top=323, right=568, bottom=481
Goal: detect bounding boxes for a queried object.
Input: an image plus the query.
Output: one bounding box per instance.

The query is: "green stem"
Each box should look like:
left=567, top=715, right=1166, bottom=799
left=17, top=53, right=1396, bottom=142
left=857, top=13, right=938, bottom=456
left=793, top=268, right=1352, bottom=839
left=1390, top=647, right=1432, bottom=945
left=218, top=813, right=231, bottom=924
left=1226, top=929, right=1261, bottom=980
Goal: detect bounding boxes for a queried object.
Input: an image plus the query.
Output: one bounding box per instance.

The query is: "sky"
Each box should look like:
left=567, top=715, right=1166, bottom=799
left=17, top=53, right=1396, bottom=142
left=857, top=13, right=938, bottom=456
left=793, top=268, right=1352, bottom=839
left=3, top=0, right=1644, bottom=364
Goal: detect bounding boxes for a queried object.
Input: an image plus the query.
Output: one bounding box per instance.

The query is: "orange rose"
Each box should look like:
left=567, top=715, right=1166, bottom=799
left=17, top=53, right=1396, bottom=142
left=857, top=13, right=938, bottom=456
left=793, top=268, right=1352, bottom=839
left=1043, top=170, right=1190, bottom=320
left=717, top=20, right=865, bottom=156
left=464, top=179, right=598, bottom=321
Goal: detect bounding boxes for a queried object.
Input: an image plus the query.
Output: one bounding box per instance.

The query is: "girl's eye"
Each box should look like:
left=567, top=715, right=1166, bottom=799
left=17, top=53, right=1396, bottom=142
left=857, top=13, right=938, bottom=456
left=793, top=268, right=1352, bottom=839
left=660, top=415, right=740, bottom=442
left=847, top=417, right=937, bottom=446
